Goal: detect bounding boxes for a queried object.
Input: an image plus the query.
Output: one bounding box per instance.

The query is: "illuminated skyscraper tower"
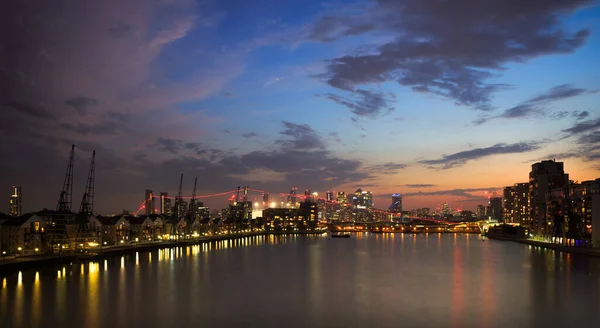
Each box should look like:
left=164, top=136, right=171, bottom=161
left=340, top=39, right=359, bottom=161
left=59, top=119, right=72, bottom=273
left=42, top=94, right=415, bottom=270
left=9, top=186, right=22, bottom=217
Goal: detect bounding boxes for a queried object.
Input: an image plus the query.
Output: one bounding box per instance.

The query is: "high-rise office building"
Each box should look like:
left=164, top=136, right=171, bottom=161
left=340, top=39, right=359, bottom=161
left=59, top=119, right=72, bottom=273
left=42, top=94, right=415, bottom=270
left=288, top=188, right=298, bottom=207
left=337, top=192, right=347, bottom=204
left=529, top=160, right=569, bottom=236
left=304, top=189, right=312, bottom=202
left=476, top=204, right=486, bottom=219
left=442, top=203, right=451, bottom=216
left=352, top=189, right=373, bottom=209
left=262, top=193, right=269, bottom=205
left=513, top=183, right=530, bottom=226
left=160, top=192, right=171, bottom=215
left=9, top=186, right=22, bottom=217
left=389, top=194, right=402, bottom=213
left=326, top=191, right=334, bottom=202
left=144, top=189, right=155, bottom=215
left=503, top=186, right=515, bottom=222
left=489, top=197, right=503, bottom=221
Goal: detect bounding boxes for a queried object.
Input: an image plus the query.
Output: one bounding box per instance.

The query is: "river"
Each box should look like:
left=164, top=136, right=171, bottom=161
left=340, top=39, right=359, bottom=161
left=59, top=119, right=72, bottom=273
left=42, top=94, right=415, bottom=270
left=1, top=233, right=600, bottom=327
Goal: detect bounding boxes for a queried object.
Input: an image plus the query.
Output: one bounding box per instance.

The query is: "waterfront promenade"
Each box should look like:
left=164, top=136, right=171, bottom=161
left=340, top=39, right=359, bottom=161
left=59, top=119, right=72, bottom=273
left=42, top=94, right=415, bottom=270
left=486, top=234, right=600, bottom=257
left=0, top=230, right=327, bottom=272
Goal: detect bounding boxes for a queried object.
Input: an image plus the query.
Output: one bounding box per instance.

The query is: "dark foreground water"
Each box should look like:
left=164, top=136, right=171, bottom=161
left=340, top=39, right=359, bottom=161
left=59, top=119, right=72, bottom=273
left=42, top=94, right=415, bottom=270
left=2, top=233, right=600, bottom=328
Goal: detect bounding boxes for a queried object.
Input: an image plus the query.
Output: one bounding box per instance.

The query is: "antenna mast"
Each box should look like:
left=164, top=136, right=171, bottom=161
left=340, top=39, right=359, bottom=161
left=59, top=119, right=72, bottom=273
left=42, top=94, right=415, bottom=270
left=176, top=173, right=184, bottom=217
left=79, top=150, right=95, bottom=215
left=57, top=144, right=75, bottom=211
left=188, top=177, right=197, bottom=217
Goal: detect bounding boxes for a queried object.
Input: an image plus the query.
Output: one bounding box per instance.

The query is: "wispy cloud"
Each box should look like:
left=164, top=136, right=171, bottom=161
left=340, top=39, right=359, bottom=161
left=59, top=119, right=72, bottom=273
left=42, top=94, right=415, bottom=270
left=420, top=142, right=541, bottom=170
left=474, top=84, right=595, bottom=124
left=364, top=162, right=407, bottom=174
left=405, top=184, right=436, bottom=188
left=322, top=89, right=396, bottom=119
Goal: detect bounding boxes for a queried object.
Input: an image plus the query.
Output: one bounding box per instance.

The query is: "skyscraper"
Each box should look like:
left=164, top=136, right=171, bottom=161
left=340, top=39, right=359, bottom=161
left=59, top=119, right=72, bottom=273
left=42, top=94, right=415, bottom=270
left=489, top=197, right=503, bottom=221
left=288, top=188, right=298, bottom=207
left=160, top=192, right=171, bottom=215
left=513, top=183, right=530, bottom=226
left=389, top=194, right=402, bottom=213
left=352, top=189, right=373, bottom=209
left=9, top=186, right=22, bottom=217
left=337, top=192, right=346, bottom=204
left=145, top=189, right=155, bottom=215
left=476, top=204, right=486, bottom=219
left=503, top=186, right=515, bottom=222
left=263, top=193, right=269, bottom=205
left=326, top=191, right=334, bottom=202
left=529, top=160, right=569, bottom=236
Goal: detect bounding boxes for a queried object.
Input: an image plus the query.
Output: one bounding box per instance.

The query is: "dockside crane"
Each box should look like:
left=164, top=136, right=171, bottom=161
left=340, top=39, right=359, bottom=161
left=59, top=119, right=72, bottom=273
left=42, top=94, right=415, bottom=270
left=79, top=150, right=96, bottom=216
left=57, top=144, right=75, bottom=212
left=48, top=144, right=76, bottom=253
left=77, top=150, right=98, bottom=250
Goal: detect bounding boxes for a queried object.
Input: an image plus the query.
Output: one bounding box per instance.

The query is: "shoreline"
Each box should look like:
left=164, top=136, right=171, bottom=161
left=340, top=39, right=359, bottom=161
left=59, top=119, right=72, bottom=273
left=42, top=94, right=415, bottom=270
left=486, top=234, right=600, bottom=257
left=0, top=231, right=327, bottom=273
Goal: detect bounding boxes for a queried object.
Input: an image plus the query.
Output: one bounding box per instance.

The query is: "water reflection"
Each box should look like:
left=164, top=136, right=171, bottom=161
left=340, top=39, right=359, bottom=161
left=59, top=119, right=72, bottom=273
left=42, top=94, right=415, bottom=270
left=1, top=234, right=600, bottom=328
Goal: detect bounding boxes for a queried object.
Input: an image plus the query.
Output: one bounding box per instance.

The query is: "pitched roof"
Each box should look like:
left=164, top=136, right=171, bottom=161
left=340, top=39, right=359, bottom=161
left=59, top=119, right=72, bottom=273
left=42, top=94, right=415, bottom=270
left=1, top=213, right=40, bottom=226
left=128, top=216, right=151, bottom=225
left=36, top=209, right=76, bottom=217
left=96, top=215, right=122, bottom=225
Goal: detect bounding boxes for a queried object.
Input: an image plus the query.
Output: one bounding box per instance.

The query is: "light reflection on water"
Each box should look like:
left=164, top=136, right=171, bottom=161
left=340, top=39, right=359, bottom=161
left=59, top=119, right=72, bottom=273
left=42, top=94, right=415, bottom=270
left=1, top=234, right=600, bottom=328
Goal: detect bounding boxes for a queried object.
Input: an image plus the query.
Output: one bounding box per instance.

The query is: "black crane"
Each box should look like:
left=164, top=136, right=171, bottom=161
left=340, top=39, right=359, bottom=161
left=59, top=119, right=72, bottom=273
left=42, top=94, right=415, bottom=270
left=57, top=144, right=75, bottom=211
left=79, top=150, right=95, bottom=216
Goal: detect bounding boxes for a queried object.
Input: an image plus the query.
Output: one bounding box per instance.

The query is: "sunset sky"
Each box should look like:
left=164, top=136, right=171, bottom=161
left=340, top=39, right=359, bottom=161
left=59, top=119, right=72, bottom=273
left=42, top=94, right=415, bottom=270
left=1, top=0, right=599, bottom=214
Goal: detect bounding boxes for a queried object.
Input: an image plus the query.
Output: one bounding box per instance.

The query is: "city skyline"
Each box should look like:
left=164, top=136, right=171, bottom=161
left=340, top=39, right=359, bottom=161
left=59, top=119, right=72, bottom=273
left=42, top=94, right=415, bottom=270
left=2, top=0, right=600, bottom=213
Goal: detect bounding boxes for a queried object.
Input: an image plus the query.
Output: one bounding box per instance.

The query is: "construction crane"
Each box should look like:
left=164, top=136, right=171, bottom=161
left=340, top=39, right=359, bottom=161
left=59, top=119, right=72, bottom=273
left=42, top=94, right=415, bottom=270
left=48, top=144, right=76, bottom=253
left=79, top=150, right=95, bottom=215
left=57, top=144, right=75, bottom=211
left=76, top=150, right=98, bottom=251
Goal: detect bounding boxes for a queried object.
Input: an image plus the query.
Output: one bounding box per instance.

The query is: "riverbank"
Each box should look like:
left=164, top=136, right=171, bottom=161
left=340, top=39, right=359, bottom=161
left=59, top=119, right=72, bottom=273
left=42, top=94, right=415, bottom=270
left=0, top=231, right=326, bottom=273
left=486, top=234, right=600, bottom=257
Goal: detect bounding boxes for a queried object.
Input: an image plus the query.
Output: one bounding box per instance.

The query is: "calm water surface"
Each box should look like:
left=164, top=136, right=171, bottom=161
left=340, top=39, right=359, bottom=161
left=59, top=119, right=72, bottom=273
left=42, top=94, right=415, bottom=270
left=1, top=233, right=600, bottom=327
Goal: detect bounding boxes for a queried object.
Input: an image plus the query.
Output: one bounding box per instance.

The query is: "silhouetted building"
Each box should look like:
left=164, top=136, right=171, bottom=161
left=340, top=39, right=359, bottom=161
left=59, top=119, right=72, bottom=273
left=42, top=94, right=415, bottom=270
left=144, top=189, right=155, bottom=215
left=288, top=188, right=298, bottom=207
left=389, top=194, right=402, bottom=213
left=476, top=205, right=486, bottom=220
left=530, top=160, right=569, bottom=236
left=9, top=186, right=22, bottom=217
left=160, top=192, right=171, bottom=215
left=326, top=191, right=334, bottom=202
left=262, top=193, right=269, bottom=205
left=490, top=197, right=503, bottom=221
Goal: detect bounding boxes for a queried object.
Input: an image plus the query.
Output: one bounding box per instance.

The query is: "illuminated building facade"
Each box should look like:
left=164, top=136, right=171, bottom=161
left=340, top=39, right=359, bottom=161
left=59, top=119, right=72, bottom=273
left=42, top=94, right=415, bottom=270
left=337, top=192, right=347, bottom=204
left=9, top=186, right=22, bottom=217
left=326, top=191, right=334, bottom=202
left=160, top=192, right=171, bottom=216
left=504, top=183, right=530, bottom=225
left=529, top=160, right=569, bottom=236
left=389, top=194, right=402, bottom=213
left=352, top=189, right=373, bottom=209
